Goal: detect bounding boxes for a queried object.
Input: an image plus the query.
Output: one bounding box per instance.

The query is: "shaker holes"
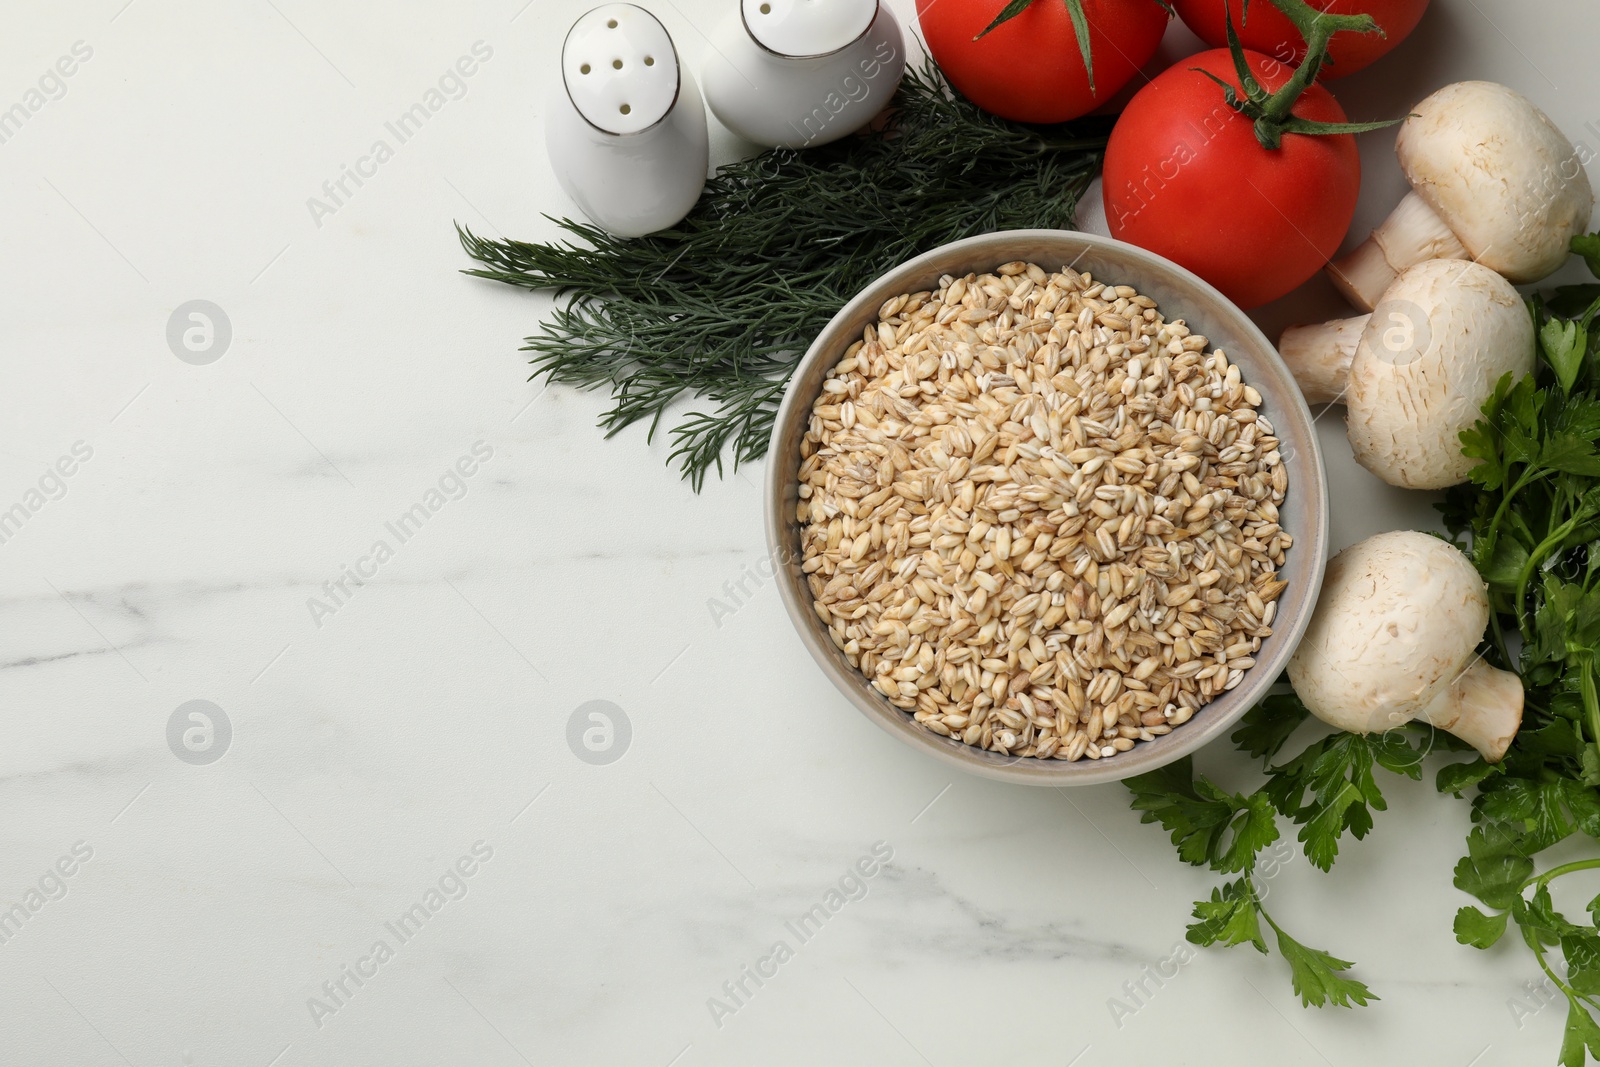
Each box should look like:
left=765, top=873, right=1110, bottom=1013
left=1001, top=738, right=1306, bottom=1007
left=580, top=63, right=591, bottom=74
left=644, top=55, right=654, bottom=65
left=620, top=104, right=632, bottom=114
left=759, top=3, right=771, bottom=11
left=607, top=18, right=618, bottom=26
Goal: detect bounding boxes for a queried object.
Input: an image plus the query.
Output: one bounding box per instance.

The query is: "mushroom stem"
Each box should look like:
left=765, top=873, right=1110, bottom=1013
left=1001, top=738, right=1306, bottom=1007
left=1277, top=314, right=1369, bottom=405
left=1328, top=192, right=1470, bottom=312
left=1414, top=657, right=1525, bottom=763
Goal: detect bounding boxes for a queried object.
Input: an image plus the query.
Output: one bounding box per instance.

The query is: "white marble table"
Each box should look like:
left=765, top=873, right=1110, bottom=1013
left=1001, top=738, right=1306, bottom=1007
left=2, top=1, right=1593, bottom=1064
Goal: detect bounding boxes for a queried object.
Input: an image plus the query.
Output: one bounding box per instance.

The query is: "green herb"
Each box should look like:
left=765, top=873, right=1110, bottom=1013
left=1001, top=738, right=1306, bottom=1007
left=1127, top=234, right=1600, bottom=1064
left=458, top=60, right=1108, bottom=488
left=1437, top=235, right=1600, bottom=1066
left=1124, top=693, right=1424, bottom=1007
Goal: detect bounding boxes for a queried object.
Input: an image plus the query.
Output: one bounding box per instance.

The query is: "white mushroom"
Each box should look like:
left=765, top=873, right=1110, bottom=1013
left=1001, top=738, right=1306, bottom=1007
left=1328, top=81, right=1594, bottom=312
left=1278, top=258, right=1534, bottom=490
left=1289, top=531, right=1523, bottom=763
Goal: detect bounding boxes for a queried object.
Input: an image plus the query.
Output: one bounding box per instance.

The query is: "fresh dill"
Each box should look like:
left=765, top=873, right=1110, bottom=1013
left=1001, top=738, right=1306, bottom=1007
left=458, top=59, right=1109, bottom=487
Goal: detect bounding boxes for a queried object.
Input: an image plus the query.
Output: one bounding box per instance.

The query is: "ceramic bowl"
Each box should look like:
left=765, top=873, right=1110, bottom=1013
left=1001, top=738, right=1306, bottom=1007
left=764, top=230, right=1329, bottom=786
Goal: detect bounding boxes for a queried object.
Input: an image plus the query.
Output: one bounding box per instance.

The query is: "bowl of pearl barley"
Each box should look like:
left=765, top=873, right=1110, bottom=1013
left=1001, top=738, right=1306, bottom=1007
left=764, top=230, right=1329, bottom=786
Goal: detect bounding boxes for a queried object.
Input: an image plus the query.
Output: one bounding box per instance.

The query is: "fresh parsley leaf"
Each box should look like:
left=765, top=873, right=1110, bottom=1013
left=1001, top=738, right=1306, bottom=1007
left=1542, top=431, right=1600, bottom=477
left=1506, top=373, right=1550, bottom=441
left=1505, top=422, right=1543, bottom=470
left=1562, top=928, right=1600, bottom=996
left=1582, top=747, right=1600, bottom=788
left=1512, top=720, right=1583, bottom=763
left=1476, top=777, right=1587, bottom=853
left=1439, top=758, right=1501, bottom=797
left=1126, top=758, right=1237, bottom=867
left=1454, top=905, right=1509, bottom=949
left=1576, top=585, right=1600, bottom=651
left=1218, top=792, right=1281, bottom=874
left=1512, top=884, right=1562, bottom=949
left=1231, top=692, right=1311, bottom=764
left=1265, top=915, right=1377, bottom=1008
left=1554, top=394, right=1600, bottom=441
left=1462, top=424, right=1508, bottom=492
left=1126, top=759, right=1279, bottom=873
left=1543, top=318, right=1589, bottom=396
left=1546, top=284, right=1600, bottom=319
left=1534, top=579, right=1584, bottom=668
left=1370, top=730, right=1429, bottom=780
left=1480, top=536, right=1531, bottom=593
left=1566, top=779, right=1600, bottom=839
left=1574, top=233, right=1600, bottom=280
left=1454, top=823, right=1535, bottom=911
left=1187, top=879, right=1268, bottom=952
left=1479, top=777, right=1574, bottom=850
left=1560, top=1000, right=1600, bottom=1067
left=1264, top=732, right=1419, bottom=872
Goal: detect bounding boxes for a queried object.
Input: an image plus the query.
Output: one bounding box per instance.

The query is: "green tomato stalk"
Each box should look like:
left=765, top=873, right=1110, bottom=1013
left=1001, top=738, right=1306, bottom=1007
left=1196, top=0, right=1404, bottom=149
left=976, top=0, right=1175, bottom=91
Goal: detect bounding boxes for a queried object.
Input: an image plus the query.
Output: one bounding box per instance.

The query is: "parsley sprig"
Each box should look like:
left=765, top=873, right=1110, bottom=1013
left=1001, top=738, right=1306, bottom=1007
left=1438, top=236, right=1600, bottom=1066
left=1126, top=693, right=1427, bottom=1008
left=1128, top=234, right=1600, bottom=1065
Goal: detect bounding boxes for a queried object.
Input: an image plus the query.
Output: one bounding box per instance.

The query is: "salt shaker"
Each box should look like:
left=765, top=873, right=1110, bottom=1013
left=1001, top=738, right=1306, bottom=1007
left=701, top=0, right=905, bottom=150
left=544, top=4, right=709, bottom=238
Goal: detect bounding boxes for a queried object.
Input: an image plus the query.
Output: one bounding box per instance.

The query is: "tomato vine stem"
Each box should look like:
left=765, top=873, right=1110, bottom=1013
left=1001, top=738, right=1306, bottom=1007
left=1193, top=0, right=1403, bottom=150
left=975, top=0, right=1173, bottom=94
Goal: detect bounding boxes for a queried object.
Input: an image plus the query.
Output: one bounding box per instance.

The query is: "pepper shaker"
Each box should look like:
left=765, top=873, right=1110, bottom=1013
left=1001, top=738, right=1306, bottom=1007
left=701, top=0, right=905, bottom=150
left=544, top=4, right=709, bottom=237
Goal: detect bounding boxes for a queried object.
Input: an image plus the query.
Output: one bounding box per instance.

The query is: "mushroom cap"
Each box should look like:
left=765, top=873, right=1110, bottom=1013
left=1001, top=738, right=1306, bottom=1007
left=1397, top=81, right=1594, bottom=283
left=1288, top=531, right=1489, bottom=736
left=1346, top=258, right=1534, bottom=490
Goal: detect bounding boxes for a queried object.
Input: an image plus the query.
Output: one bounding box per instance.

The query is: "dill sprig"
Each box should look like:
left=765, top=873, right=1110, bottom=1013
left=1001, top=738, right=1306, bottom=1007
left=458, top=59, right=1110, bottom=488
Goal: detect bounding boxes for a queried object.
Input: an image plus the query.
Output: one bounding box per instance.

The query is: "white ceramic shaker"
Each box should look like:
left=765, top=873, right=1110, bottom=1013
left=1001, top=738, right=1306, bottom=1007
left=701, top=0, right=906, bottom=150
left=544, top=4, right=709, bottom=238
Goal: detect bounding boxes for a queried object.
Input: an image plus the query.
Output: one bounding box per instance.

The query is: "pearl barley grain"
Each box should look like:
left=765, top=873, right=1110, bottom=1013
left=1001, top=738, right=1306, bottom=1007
left=797, top=262, right=1292, bottom=762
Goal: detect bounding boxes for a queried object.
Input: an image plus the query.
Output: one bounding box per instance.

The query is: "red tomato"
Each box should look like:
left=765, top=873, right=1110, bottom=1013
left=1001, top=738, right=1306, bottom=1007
left=1102, top=49, right=1360, bottom=309
left=917, top=0, right=1169, bottom=124
left=1172, top=0, right=1429, bottom=78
